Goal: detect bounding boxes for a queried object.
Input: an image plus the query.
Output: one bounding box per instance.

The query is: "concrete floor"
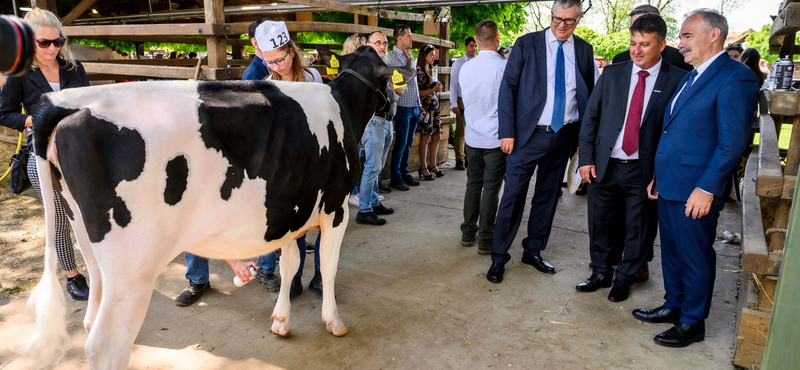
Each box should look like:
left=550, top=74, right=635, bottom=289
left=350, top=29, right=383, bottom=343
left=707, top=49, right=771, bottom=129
left=0, top=155, right=742, bottom=370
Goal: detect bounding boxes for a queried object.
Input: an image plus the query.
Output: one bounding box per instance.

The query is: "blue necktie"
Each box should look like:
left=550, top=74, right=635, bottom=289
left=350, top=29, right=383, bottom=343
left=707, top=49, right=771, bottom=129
left=670, top=69, right=698, bottom=118
left=551, top=40, right=566, bottom=132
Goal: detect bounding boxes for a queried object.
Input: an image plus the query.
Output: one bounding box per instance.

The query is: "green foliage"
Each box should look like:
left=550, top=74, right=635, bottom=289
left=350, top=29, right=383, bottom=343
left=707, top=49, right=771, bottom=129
left=72, top=38, right=211, bottom=54
left=575, top=26, right=628, bottom=60
left=747, top=24, right=779, bottom=63
left=449, top=4, right=530, bottom=55
left=597, top=0, right=636, bottom=34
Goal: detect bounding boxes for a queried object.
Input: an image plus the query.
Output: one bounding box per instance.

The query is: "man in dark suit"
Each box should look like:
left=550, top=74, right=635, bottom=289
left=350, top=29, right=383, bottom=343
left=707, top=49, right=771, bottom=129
left=487, top=0, right=599, bottom=283
left=576, top=15, right=686, bottom=302
left=633, top=9, right=758, bottom=347
left=612, top=5, right=692, bottom=73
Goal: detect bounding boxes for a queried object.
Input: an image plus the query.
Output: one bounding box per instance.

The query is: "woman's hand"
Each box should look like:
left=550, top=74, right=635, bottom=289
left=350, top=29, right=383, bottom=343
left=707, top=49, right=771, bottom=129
left=433, top=81, right=442, bottom=92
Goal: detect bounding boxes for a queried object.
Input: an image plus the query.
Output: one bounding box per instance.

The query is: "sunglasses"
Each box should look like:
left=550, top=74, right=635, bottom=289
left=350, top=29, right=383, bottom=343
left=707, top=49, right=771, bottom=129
left=36, top=37, right=66, bottom=49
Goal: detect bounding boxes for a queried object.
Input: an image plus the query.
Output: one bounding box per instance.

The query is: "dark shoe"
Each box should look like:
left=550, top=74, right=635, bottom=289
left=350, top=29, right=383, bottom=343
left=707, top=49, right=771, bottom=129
left=575, top=274, right=612, bottom=292
left=418, top=168, right=435, bottom=181
left=308, top=271, right=323, bottom=299
left=390, top=179, right=410, bottom=191
left=455, top=161, right=466, bottom=171
left=290, top=276, right=303, bottom=300
left=608, top=279, right=633, bottom=302
left=632, top=305, right=681, bottom=324
left=654, top=322, right=705, bottom=348
left=175, top=281, right=211, bottom=307
left=356, top=211, right=387, bottom=225
left=402, top=174, right=420, bottom=186
left=373, top=203, right=394, bottom=216
left=461, top=234, right=475, bottom=247
left=575, top=183, right=588, bottom=196
left=66, top=274, right=89, bottom=301
left=378, top=182, right=392, bottom=194
left=305, top=242, right=315, bottom=253
left=256, top=270, right=281, bottom=292
left=634, top=263, right=649, bottom=283
left=428, top=166, right=445, bottom=177
left=477, top=244, right=492, bottom=255
left=487, top=262, right=505, bottom=283
left=521, top=255, right=555, bottom=274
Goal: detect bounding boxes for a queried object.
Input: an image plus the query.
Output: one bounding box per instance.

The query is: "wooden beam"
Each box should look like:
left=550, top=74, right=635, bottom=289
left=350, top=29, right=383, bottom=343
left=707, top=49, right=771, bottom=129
left=279, top=0, right=437, bottom=22
left=32, top=0, right=57, bottom=14
left=64, top=24, right=220, bottom=37
left=61, top=0, right=99, bottom=26
left=82, top=63, right=246, bottom=80
left=205, top=0, right=226, bottom=70
left=757, top=114, right=785, bottom=198
left=298, top=43, right=343, bottom=50
left=81, top=59, right=250, bottom=66
left=770, top=3, right=800, bottom=55
left=73, top=35, right=251, bottom=46
left=767, top=90, right=799, bottom=116
left=742, top=151, right=771, bottom=275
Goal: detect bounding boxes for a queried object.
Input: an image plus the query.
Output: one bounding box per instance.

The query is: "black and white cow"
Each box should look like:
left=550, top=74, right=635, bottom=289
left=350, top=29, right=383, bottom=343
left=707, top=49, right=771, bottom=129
left=24, top=46, right=414, bottom=369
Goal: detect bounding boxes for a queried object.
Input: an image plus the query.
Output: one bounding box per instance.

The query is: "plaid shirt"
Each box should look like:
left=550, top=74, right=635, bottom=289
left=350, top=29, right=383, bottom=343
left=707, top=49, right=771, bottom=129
left=384, top=47, right=420, bottom=107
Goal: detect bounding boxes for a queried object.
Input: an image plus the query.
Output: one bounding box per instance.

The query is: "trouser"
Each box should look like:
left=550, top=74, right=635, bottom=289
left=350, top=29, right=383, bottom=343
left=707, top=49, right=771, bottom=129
left=659, top=197, right=723, bottom=326
left=454, top=97, right=466, bottom=162
left=359, top=116, right=394, bottom=213
left=461, top=145, right=506, bottom=247
left=491, top=124, right=578, bottom=264
left=586, top=160, right=654, bottom=282
left=391, top=106, right=419, bottom=181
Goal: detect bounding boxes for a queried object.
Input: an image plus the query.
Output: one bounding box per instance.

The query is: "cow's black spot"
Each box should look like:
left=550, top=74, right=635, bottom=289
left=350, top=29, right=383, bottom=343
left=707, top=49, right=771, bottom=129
left=164, top=155, right=189, bottom=205
left=53, top=109, right=146, bottom=243
left=332, top=206, right=344, bottom=229
left=196, top=82, right=360, bottom=241
left=49, top=162, right=73, bottom=221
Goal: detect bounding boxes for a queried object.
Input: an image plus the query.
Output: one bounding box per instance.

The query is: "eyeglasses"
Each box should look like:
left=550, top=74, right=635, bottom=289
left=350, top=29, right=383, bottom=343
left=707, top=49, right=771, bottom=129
left=36, top=37, right=66, bottom=49
left=368, top=40, right=389, bottom=47
left=550, top=16, right=579, bottom=27
left=262, top=50, right=291, bottom=67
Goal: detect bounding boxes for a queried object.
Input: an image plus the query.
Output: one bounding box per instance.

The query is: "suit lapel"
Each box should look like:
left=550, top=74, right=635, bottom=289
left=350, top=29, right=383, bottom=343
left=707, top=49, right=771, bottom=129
left=536, top=30, right=547, bottom=99
left=59, top=67, right=73, bottom=89
left=641, top=62, right=670, bottom=124
left=614, top=61, right=633, bottom=131
left=667, top=53, right=728, bottom=125
left=28, top=69, right=52, bottom=94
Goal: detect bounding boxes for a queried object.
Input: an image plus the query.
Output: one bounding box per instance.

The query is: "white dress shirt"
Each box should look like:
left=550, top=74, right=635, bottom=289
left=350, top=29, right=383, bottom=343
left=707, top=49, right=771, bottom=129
left=450, top=54, right=473, bottom=101
left=670, top=50, right=726, bottom=113
left=610, top=58, right=662, bottom=159
left=538, top=29, right=601, bottom=127
left=459, top=50, right=507, bottom=149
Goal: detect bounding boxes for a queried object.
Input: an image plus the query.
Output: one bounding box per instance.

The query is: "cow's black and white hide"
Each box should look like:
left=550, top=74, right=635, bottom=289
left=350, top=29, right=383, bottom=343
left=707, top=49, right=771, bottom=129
left=24, top=46, right=415, bottom=369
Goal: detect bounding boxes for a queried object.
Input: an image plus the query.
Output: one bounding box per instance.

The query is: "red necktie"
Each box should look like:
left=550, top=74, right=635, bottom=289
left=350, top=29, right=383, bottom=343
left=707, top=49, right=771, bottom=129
left=622, top=70, right=650, bottom=156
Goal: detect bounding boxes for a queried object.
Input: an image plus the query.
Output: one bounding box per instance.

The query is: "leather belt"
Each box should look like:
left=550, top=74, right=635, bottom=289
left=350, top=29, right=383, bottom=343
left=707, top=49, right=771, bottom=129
left=612, top=158, right=638, bottom=164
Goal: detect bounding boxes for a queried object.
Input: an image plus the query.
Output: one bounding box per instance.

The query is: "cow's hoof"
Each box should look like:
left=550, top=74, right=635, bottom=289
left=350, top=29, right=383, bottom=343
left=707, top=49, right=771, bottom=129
left=271, top=318, right=291, bottom=337
left=325, top=320, right=348, bottom=337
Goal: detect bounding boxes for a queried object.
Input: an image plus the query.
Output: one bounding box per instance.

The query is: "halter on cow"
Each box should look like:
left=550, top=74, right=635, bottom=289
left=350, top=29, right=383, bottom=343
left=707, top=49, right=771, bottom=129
left=24, top=46, right=414, bottom=369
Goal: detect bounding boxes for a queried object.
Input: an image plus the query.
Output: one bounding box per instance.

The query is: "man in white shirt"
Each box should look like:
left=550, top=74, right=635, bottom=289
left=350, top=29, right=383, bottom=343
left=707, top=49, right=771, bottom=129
left=450, top=36, right=477, bottom=170
left=458, top=20, right=507, bottom=256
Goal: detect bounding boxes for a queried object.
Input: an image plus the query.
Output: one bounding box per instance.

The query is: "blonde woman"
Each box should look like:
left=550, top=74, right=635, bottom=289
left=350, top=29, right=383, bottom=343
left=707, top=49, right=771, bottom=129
left=342, top=34, right=365, bottom=55
left=0, top=8, right=90, bottom=300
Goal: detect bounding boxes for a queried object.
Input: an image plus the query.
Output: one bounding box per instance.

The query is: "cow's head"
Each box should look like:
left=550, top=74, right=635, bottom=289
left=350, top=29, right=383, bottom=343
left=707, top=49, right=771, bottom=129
left=317, top=46, right=415, bottom=136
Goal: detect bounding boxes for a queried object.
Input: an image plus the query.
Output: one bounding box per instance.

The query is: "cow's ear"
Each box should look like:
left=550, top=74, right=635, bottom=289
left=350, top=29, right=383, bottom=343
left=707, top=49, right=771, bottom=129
left=378, top=65, right=415, bottom=87
left=317, top=47, right=344, bottom=71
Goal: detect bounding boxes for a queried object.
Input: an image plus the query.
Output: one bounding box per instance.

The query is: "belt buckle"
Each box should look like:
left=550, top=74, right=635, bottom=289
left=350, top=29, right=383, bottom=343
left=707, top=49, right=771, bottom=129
left=545, top=125, right=553, bottom=132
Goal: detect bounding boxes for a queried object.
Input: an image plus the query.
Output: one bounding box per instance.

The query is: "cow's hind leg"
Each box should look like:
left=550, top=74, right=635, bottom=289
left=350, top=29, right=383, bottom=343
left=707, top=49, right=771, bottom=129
left=271, top=241, right=300, bottom=337
left=74, top=228, right=102, bottom=334
left=319, top=205, right=349, bottom=336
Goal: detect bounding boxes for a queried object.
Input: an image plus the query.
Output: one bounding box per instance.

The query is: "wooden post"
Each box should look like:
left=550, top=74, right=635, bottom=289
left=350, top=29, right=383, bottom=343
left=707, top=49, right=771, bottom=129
left=779, top=33, right=796, bottom=60
left=204, top=0, right=226, bottom=71
left=230, top=35, right=243, bottom=59
left=770, top=115, right=800, bottom=252
left=61, top=0, right=99, bottom=26
left=32, top=0, right=57, bottom=13
left=438, top=20, right=451, bottom=67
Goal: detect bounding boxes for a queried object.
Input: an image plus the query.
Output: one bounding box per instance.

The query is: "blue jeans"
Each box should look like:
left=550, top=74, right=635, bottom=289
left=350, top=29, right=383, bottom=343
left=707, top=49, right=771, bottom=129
left=296, top=233, right=321, bottom=278
left=184, top=252, right=277, bottom=284
left=359, top=116, right=394, bottom=213
left=391, top=106, right=419, bottom=181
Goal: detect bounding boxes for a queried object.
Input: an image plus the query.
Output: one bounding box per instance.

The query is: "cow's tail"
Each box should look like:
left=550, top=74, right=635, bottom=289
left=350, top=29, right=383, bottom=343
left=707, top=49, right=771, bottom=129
left=23, top=155, right=69, bottom=366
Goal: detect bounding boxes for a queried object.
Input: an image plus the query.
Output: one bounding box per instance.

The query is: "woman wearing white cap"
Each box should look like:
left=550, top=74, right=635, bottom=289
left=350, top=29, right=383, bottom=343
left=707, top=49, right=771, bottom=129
left=256, top=20, right=323, bottom=83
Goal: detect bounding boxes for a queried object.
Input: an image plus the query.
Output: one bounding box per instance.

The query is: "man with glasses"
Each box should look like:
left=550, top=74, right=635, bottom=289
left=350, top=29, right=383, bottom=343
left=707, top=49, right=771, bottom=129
left=450, top=36, right=478, bottom=171
left=385, top=24, right=422, bottom=191
left=487, top=0, right=599, bottom=283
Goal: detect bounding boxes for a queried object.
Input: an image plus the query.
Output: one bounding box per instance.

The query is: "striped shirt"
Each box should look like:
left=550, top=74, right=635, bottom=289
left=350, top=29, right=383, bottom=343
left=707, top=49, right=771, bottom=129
left=384, top=47, right=420, bottom=107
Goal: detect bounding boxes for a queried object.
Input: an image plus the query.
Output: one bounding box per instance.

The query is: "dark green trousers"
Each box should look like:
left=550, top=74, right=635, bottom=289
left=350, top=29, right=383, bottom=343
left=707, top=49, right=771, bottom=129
left=461, top=145, right=506, bottom=247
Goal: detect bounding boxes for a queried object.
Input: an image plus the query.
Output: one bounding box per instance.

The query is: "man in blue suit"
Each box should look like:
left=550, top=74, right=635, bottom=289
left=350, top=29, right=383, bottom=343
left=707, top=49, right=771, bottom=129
left=487, top=0, right=599, bottom=283
left=632, top=9, right=758, bottom=347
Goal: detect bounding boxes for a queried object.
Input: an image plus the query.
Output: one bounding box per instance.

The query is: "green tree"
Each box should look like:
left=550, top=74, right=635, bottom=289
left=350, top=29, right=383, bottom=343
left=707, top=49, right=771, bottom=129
left=747, top=24, right=779, bottom=63
left=597, top=0, right=636, bottom=34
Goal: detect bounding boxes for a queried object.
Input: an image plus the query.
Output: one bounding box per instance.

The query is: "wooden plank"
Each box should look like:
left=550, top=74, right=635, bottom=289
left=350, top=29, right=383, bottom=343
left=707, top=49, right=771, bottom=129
left=82, top=63, right=246, bottom=80
left=279, top=0, right=438, bottom=22
left=299, top=43, right=343, bottom=50
left=767, top=90, right=799, bottom=116
left=757, top=114, right=785, bottom=198
left=759, top=276, right=778, bottom=311
left=81, top=59, right=249, bottom=66
left=786, top=114, right=800, bottom=176
left=781, top=175, right=796, bottom=200
left=770, top=200, right=791, bottom=252
left=770, top=3, right=800, bottom=53
left=64, top=24, right=220, bottom=37
left=61, top=0, right=99, bottom=26
left=743, top=151, right=772, bottom=274
left=767, top=252, right=783, bottom=276
left=734, top=340, right=765, bottom=369
left=73, top=35, right=251, bottom=46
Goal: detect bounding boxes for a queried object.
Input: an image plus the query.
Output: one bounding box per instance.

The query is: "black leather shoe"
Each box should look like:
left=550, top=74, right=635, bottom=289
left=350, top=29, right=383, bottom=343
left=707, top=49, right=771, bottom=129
left=487, top=262, right=505, bottom=283
left=290, top=276, right=303, bottom=300
left=372, top=203, right=394, bottom=215
left=402, top=174, right=420, bottom=186
left=575, top=183, right=588, bottom=196
left=308, top=271, right=323, bottom=299
left=608, top=279, right=633, bottom=302
left=390, top=179, right=409, bottom=191
left=66, top=274, right=89, bottom=301
left=521, top=255, right=555, bottom=274
left=654, top=322, right=705, bottom=348
left=634, top=263, right=649, bottom=283
left=175, top=281, right=210, bottom=307
left=455, top=160, right=466, bottom=170
left=575, top=274, right=612, bottom=292
left=632, top=305, right=681, bottom=324
left=378, top=181, right=392, bottom=194
left=356, top=211, right=387, bottom=225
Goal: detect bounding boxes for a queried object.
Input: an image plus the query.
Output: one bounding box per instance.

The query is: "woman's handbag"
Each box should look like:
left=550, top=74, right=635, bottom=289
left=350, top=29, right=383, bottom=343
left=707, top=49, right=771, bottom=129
left=9, top=142, right=31, bottom=194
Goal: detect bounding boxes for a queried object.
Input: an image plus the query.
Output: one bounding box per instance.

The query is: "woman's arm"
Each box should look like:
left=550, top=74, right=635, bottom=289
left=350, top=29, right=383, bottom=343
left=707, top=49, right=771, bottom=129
left=0, top=75, right=31, bottom=132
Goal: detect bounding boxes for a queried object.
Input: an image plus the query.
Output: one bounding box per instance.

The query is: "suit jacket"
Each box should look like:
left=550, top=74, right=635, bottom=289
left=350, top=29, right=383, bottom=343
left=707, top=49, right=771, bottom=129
left=498, top=28, right=595, bottom=150
left=655, top=53, right=758, bottom=204
left=0, top=58, right=89, bottom=132
left=612, top=45, right=692, bottom=72
left=579, top=60, right=686, bottom=182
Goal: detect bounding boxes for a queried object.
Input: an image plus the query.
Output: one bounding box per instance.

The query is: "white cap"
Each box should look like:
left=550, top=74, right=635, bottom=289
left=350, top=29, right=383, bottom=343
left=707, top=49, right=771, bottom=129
left=255, top=20, right=290, bottom=52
